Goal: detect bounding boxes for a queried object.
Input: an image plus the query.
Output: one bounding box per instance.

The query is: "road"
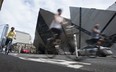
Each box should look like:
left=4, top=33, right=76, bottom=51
left=0, top=53, right=116, bottom=72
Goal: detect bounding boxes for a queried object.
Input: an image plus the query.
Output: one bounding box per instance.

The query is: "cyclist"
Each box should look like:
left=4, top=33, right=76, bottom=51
left=91, top=24, right=101, bottom=44
left=49, top=8, right=67, bottom=43
left=4, top=27, right=16, bottom=52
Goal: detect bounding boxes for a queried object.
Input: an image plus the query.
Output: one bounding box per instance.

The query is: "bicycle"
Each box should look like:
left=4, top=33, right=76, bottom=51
left=62, top=25, right=113, bottom=60
left=45, top=24, right=114, bottom=60
left=45, top=34, right=63, bottom=58
left=45, top=25, right=77, bottom=59
left=5, top=40, right=12, bottom=55
left=73, top=33, right=114, bottom=58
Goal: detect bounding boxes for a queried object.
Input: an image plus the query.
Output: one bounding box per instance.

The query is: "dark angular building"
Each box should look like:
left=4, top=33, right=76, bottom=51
left=33, top=9, right=73, bottom=53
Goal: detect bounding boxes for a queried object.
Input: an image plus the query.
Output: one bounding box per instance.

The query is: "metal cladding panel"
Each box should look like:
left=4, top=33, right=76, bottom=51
left=70, top=7, right=115, bottom=32
left=0, top=0, right=3, bottom=10
left=107, top=2, right=116, bottom=11
left=39, top=8, right=54, bottom=26
left=33, top=31, right=44, bottom=49
left=33, top=9, right=54, bottom=51
left=70, top=7, right=80, bottom=26
left=106, top=2, right=116, bottom=36
left=70, top=7, right=116, bottom=48
left=103, top=16, right=116, bottom=36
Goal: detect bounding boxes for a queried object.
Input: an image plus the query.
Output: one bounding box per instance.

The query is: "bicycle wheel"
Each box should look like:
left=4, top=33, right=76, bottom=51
left=61, top=40, right=80, bottom=60
left=110, top=34, right=116, bottom=43
left=45, top=41, right=58, bottom=58
left=0, top=46, right=3, bottom=52
left=81, top=46, right=97, bottom=58
left=5, top=41, right=12, bottom=55
left=5, top=47, right=8, bottom=54
left=5, top=50, right=9, bottom=55
left=5, top=46, right=9, bottom=55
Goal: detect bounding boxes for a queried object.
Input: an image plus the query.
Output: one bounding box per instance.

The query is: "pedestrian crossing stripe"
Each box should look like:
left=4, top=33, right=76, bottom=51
left=19, top=57, right=91, bottom=69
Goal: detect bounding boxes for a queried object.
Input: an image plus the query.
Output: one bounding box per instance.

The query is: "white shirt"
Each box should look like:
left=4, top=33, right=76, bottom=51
left=92, top=29, right=100, bottom=39
left=50, top=14, right=63, bottom=29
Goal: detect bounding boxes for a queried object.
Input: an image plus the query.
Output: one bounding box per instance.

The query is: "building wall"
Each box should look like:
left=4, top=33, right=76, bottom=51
left=107, top=2, right=116, bottom=11
left=33, top=9, right=54, bottom=53
left=0, top=0, right=3, bottom=10
left=0, top=24, right=9, bottom=46
left=13, top=30, right=31, bottom=44
left=12, top=42, right=36, bottom=54
left=107, top=2, right=116, bottom=55
left=70, top=7, right=116, bottom=48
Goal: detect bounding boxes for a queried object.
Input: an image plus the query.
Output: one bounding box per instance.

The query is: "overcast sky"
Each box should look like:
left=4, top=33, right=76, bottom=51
left=0, top=0, right=116, bottom=42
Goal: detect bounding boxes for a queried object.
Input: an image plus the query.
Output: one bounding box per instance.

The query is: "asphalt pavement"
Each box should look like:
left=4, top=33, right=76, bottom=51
left=0, top=53, right=93, bottom=72
left=0, top=52, right=116, bottom=72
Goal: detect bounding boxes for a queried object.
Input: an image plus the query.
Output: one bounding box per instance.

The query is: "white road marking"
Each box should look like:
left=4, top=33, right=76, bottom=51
left=13, top=53, right=18, bottom=56
left=19, top=57, right=91, bottom=69
left=19, top=57, right=26, bottom=60
left=67, top=65, right=83, bottom=69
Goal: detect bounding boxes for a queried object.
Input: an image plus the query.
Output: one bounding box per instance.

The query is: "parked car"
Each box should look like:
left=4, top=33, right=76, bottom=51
left=21, top=49, right=30, bottom=53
